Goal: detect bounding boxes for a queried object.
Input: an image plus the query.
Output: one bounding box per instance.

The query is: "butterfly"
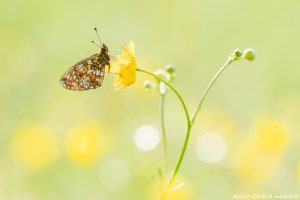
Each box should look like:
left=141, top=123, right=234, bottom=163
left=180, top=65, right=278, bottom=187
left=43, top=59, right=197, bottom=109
left=60, top=28, right=110, bottom=91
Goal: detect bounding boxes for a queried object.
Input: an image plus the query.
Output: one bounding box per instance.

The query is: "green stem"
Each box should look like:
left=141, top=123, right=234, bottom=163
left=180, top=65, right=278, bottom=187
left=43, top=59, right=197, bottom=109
left=137, top=68, right=191, bottom=200
left=161, top=59, right=233, bottom=199
left=138, top=55, right=236, bottom=199
left=190, top=59, right=232, bottom=125
left=160, top=94, right=168, bottom=174
left=161, top=125, right=191, bottom=199
left=137, top=68, right=190, bottom=128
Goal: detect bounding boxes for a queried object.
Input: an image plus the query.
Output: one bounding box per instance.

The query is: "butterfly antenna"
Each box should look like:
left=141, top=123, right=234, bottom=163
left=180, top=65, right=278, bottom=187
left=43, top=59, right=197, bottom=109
left=91, top=40, right=100, bottom=47
left=94, top=28, right=102, bottom=45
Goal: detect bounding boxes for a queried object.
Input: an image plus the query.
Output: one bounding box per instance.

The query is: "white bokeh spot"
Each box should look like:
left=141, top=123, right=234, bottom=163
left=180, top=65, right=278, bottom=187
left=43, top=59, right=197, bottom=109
left=196, top=132, right=227, bottom=164
left=134, top=125, right=160, bottom=151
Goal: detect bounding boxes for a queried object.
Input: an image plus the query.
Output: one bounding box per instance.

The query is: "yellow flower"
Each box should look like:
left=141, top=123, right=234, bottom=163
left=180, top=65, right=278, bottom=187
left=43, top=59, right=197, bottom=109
left=66, top=122, right=104, bottom=166
left=147, top=176, right=193, bottom=200
left=109, top=41, right=137, bottom=89
left=167, top=183, right=192, bottom=200
left=234, top=140, right=278, bottom=182
left=10, top=124, right=59, bottom=170
left=253, top=117, right=289, bottom=155
left=233, top=116, right=290, bottom=182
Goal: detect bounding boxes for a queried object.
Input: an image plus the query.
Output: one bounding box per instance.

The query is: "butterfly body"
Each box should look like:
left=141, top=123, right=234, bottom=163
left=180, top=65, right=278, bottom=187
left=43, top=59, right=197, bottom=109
left=60, top=44, right=110, bottom=91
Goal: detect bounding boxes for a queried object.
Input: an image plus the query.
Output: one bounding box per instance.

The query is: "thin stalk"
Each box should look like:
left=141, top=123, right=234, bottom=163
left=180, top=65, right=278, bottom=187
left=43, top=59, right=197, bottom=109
left=160, top=125, right=191, bottom=200
left=191, top=59, right=232, bottom=125
left=161, top=58, right=234, bottom=199
left=160, top=94, right=168, bottom=174
left=137, top=58, right=233, bottom=199
left=137, top=68, right=191, bottom=200
left=137, top=68, right=190, bottom=128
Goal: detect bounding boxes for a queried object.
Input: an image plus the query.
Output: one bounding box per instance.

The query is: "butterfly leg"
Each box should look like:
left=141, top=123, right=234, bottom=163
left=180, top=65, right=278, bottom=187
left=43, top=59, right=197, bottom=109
left=107, top=66, right=123, bottom=77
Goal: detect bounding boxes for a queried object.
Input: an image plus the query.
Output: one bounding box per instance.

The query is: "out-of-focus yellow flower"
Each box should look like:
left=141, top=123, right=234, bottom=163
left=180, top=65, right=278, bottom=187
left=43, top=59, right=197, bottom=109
left=167, top=183, right=192, bottom=200
left=253, top=117, right=289, bottom=155
left=66, top=122, right=103, bottom=166
left=148, top=177, right=192, bottom=200
left=109, top=41, right=136, bottom=89
left=234, top=140, right=278, bottom=182
left=233, top=116, right=290, bottom=182
left=10, top=124, right=59, bottom=169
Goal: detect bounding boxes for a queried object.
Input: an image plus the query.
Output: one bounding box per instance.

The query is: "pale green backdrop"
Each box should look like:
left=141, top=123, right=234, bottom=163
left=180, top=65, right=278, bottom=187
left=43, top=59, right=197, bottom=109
left=1, top=0, right=300, bottom=199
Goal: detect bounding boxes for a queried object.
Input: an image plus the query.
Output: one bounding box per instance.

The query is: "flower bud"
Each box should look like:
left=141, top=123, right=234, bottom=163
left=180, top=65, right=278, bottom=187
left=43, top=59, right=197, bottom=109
left=154, top=69, right=171, bottom=81
left=165, top=64, right=176, bottom=74
left=243, top=48, right=256, bottom=61
left=233, top=48, right=242, bottom=58
left=143, top=80, right=154, bottom=92
left=159, top=82, right=168, bottom=95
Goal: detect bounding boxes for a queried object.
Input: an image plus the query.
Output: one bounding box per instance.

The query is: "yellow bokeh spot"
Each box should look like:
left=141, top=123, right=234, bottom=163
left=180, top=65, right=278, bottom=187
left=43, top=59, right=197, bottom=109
left=167, top=184, right=192, bottom=200
left=10, top=124, right=59, bottom=169
left=66, top=122, right=103, bottom=166
left=253, top=117, right=289, bottom=155
left=234, top=116, right=290, bottom=182
left=234, top=140, right=278, bottom=182
left=148, top=177, right=193, bottom=200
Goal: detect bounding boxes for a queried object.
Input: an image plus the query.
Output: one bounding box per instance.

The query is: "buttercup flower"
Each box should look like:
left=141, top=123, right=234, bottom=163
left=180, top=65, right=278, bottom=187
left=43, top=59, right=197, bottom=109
left=109, top=41, right=137, bottom=89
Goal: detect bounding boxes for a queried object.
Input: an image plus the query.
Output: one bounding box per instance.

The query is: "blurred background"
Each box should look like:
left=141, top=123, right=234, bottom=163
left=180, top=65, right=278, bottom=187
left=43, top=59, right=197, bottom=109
left=1, top=0, right=300, bottom=199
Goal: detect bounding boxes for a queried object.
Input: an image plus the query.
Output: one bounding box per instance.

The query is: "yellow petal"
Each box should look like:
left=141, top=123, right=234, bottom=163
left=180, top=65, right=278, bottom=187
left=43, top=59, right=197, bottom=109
left=109, top=42, right=137, bottom=89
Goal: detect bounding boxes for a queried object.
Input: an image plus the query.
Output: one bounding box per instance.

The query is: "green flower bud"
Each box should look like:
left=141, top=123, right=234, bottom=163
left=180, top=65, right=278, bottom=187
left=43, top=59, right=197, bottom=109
left=159, top=82, right=168, bottom=95
left=243, top=48, right=256, bottom=61
left=154, top=69, right=171, bottom=81
left=165, top=64, right=176, bottom=74
left=143, top=80, right=154, bottom=92
left=233, top=48, right=242, bottom=58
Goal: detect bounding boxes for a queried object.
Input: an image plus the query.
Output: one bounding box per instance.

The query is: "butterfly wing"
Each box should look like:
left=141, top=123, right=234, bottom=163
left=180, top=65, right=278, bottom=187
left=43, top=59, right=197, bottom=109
left=60, top=54, right=106, bottom=91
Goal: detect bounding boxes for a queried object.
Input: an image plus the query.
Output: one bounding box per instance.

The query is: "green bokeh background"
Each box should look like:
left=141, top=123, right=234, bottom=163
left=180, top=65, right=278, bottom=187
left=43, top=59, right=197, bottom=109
left=1, top=0, right=300, bottom=199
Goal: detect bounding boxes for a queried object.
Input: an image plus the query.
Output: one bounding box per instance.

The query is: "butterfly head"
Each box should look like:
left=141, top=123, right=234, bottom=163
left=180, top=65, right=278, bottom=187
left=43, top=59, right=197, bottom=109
left=97, top=43, right=109, bottom=55
left=101, top=43, right=109, bottom=53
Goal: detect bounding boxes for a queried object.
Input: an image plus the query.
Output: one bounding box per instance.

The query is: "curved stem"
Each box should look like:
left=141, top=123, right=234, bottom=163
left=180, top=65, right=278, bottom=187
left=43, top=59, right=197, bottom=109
left=138, top=55, right=237, bottom=199
left=160, top=94, right=168, bottom=174
left=190, top=59, right=232, bottom=125
left=137, top=68, right=190, bottom=128
left=137, top=68, right=191, bottom=200
left=161, top=125, right=191, bottom=199
left=161, top=59, right=233, bottom=198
